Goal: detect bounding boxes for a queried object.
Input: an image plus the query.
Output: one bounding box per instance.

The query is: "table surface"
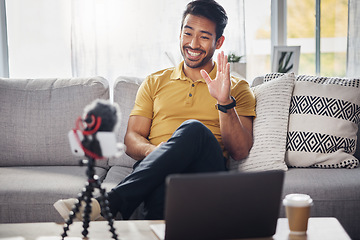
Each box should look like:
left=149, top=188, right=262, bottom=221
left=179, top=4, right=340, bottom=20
left=0, top=217, right=351, bottom=240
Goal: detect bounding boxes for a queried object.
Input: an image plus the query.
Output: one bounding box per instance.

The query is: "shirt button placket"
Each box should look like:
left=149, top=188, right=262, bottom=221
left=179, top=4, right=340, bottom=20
left=186, top=82, right=195, bottom=105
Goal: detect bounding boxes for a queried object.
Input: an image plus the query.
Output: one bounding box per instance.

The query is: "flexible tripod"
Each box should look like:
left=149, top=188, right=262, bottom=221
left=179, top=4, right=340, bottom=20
left=60, top=157, right=118, bottom=240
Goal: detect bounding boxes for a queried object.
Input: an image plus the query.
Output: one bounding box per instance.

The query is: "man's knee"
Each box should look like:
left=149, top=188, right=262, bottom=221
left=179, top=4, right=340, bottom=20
left=167, top=119, right=219, bottom=153
left=179, top=119, right=210, bottom=136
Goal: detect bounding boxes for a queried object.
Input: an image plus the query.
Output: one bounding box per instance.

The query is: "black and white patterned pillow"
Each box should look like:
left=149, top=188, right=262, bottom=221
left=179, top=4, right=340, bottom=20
left=265, top=73, right=360, bottom=169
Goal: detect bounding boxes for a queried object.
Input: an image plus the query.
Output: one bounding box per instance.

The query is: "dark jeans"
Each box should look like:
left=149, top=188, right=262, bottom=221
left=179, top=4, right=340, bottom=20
left=106, top=119, right=227, bottom=220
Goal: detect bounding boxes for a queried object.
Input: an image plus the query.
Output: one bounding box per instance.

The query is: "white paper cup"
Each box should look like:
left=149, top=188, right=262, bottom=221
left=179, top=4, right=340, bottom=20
left=283, top=194, right=313, bottom=235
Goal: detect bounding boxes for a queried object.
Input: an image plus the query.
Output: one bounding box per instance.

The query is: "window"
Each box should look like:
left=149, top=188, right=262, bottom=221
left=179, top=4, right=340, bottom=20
left=244, top=0, right=272, bottom=81
left=5, top=0, right=72, bottom=78
left=287, top=0, right=348, bottom=77
left=1, top=0, right=354, bottom=80
left=4, top=0, right=247, bottom=83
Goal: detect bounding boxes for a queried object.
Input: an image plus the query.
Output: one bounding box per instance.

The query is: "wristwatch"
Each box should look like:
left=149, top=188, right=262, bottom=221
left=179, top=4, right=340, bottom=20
left=215, top=96, right=236, bottom=113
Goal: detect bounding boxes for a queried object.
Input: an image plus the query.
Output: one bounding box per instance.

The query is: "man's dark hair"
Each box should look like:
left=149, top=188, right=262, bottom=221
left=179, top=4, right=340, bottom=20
left=181, top=0, right=228, bottom=41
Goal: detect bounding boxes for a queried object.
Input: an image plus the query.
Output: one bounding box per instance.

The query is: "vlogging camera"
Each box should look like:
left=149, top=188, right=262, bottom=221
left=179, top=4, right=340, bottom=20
left=68, top=99, right=125, bottom=160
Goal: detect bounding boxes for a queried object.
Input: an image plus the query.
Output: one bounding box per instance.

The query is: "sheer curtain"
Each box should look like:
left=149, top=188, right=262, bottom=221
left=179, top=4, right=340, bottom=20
left=347, top=0, right=360, bottom=78
left=71, top=0, right=246, bottom=86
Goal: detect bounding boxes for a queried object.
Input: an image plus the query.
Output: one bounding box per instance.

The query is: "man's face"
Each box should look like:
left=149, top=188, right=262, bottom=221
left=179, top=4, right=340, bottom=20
left=180, top=14, right=220, bottom=69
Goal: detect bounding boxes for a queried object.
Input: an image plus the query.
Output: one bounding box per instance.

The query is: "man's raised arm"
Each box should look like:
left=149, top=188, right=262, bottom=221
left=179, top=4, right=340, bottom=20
left=200, top=51, right=254, bottom=161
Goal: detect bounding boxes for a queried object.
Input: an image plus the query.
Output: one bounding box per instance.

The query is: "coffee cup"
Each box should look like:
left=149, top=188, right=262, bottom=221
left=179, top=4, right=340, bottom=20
left=283, top=193, right=313, bottom=235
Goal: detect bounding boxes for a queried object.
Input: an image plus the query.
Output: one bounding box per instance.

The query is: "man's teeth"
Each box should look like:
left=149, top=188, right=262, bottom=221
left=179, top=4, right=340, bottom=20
left=188, top=50, right=201, bottom=57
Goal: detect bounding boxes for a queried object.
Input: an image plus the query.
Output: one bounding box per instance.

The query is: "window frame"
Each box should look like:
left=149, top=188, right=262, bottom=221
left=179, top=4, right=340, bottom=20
left=0, top=0, right=9, bottom=78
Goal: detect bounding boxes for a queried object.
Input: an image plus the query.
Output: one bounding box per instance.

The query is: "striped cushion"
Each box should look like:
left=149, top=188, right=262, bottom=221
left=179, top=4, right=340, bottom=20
left=265, top=73, right=360, bottom=169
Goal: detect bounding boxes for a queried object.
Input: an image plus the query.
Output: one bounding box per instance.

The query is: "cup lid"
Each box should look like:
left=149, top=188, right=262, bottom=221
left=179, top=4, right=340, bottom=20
left=283, top=193, right=313, bottom=207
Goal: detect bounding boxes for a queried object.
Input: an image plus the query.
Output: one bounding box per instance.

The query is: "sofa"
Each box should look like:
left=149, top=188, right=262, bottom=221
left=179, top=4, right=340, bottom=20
left=0, top=74, right=359, bottom=239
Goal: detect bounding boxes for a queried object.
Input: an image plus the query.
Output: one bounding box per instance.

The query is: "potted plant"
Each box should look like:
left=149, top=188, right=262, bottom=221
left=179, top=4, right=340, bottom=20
left=228, top=53, right=243, bottom=63
left=228, top=53, right=246, bottom=78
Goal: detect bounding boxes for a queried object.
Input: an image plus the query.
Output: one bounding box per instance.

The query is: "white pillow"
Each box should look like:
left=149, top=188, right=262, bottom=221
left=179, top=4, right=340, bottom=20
left=265, top=74, right=360, bottom=169
left=229, top=73, right=295, bottom=171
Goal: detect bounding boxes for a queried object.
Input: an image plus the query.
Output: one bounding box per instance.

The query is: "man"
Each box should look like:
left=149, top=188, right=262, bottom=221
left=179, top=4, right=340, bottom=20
left=54, top=0, right=256, bottom=221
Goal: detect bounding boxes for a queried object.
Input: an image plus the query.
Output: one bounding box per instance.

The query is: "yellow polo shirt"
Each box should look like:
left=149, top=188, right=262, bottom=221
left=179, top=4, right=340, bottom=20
left=130, top=61, right=256, bottom=157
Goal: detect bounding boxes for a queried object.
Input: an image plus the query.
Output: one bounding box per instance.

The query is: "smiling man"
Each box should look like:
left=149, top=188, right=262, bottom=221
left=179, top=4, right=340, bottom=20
left=54, top=0, right=256, bottom=221
left=181, top=15, right=219, bottom=71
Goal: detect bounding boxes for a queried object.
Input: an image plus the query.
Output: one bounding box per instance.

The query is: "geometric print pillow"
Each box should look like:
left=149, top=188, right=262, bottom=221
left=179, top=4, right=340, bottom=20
left=265, top=73, right=360, bottom=169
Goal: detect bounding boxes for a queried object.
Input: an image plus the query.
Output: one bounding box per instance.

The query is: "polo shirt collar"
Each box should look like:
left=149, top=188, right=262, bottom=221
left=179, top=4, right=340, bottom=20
left=170, top=61, right=217, bottom=83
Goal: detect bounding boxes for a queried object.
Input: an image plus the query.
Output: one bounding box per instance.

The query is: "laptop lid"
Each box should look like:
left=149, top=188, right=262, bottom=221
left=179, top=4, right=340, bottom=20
left=164, top=170, right=284, bottom=240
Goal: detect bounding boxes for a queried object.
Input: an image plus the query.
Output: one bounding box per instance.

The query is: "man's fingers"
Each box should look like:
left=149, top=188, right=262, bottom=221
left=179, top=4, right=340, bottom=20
left=226, top=62, right=230, bottom=76
left=217, top=51, right=228, bottom=73
left=217, top=52, right=222, bottom=72
left=200, top=69, right=212, bottom=84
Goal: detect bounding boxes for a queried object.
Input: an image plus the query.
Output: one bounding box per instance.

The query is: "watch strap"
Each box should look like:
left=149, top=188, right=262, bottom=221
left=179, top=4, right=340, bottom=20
left=215, top=96, right=236, bottom=113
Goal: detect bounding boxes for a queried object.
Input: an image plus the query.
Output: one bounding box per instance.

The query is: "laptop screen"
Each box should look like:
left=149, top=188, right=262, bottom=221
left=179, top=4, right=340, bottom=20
left=164, top=170, right=284, bottom=240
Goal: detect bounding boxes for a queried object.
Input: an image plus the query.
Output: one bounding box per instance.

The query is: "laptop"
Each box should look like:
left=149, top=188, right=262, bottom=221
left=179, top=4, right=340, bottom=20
left=151, top=170, right=284, bottom=240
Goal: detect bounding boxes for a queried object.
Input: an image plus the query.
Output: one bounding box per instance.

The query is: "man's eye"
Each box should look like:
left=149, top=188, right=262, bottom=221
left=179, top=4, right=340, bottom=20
left=184, top=32, right=191, bottom=36
left=201, top=36, right=209, bottom=40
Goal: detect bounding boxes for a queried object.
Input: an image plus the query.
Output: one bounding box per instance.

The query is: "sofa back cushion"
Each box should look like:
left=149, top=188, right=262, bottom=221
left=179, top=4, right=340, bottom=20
left=0, top=77, right=109, bottom=167
left=110, top=77, right=142, bottom=167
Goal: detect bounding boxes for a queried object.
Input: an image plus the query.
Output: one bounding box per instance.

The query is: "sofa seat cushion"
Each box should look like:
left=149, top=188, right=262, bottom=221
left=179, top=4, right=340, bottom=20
left=0, top=166, right=107, bottom=223
left=281, top=167, right=360, bottom=238
left=283, top=167, right=360, bottom=201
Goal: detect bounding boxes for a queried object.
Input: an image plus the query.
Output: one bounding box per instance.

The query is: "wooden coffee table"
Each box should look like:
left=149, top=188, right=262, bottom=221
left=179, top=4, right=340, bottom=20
left=0, top=217, right=350, bottom=240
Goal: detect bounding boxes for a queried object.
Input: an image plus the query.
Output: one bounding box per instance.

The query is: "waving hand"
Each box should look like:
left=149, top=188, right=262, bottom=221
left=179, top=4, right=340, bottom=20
left=200, top=51, right=232, bottom=105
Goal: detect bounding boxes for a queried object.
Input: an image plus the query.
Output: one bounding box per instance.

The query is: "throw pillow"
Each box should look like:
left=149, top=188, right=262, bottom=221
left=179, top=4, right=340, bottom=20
left=229, top=73, right=295, bottom=171
left=264, top=73, right=360, bottom=168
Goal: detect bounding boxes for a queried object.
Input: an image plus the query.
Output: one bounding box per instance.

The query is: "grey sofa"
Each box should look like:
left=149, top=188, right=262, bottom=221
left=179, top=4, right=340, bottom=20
left=0, top=76, right=359, bottom=239
left=0, top=77, right=133, bottom=221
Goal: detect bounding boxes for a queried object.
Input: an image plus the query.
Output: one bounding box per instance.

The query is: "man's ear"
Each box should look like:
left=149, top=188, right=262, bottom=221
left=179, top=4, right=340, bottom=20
left=216, top=36, right=225, bottom=49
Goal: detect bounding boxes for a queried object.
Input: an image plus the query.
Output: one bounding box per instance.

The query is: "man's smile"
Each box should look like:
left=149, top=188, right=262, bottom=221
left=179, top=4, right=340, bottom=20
left=184, top=47, right=205, bottom=61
